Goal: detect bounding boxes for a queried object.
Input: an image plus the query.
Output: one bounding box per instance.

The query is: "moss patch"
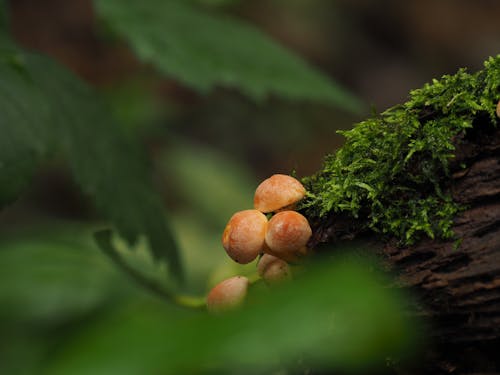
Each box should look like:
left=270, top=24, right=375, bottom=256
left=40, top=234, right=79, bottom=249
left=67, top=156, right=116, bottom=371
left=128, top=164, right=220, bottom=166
left=301, top=55, right=500, bottom=245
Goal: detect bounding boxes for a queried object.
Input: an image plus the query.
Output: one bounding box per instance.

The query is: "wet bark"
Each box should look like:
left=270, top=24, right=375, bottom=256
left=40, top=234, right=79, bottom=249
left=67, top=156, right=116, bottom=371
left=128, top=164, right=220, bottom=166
left=309, top=117, right=500, bottom=374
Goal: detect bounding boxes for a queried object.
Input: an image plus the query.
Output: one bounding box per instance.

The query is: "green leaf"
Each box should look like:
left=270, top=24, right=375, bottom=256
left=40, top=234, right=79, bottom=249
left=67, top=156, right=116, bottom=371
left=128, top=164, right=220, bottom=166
left=0, top=226, right=141, bottom=375
left=0, top=50, right=50, bottom=207
left=29, top=57, right=183, bottom=279
left=0, top=47, right=183, bottom=280
left=43, top=256, right=416, bottom=374
left=94, top=0, right=362, bottom=112
left=161, top=141, right=256, bottom=228
left=0, top=0, right=8, bottom=32
left=0, top=227, right=129, bottom=324
left=94, top=230, right=185, bottom=304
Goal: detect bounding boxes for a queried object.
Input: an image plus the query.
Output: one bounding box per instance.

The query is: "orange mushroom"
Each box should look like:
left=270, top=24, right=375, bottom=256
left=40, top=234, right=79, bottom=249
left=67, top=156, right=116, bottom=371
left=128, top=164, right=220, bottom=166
left=257, top=254, right=292, bottom=285
left=222, top=209, right=268, bottom=264
left=254, top=174, right=306, bottom=213
left=207, top=276, right=249, bottom=314
left=264, top=210, right=312, bottom=262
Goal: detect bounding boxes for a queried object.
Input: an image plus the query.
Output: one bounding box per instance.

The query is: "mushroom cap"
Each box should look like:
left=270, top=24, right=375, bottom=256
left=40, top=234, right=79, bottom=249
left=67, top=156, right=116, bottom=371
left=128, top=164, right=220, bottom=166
left=222, top=209, right=268, bottom=264
left=257, top=254, right=292, bottom=285
left=265, top=210, right=312, bottom=262
left=254, top=174, right=306, bottom=213
left=207, top=276, right=249, bottom=314
left=496, top=99, right=500, bottom=118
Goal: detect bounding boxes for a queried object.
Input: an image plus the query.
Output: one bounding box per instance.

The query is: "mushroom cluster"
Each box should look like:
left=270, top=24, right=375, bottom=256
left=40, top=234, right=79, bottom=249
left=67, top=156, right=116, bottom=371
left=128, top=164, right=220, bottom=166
left=497, top=99, right=500, bottom=118
left=207, top=174, right=312, bottom=313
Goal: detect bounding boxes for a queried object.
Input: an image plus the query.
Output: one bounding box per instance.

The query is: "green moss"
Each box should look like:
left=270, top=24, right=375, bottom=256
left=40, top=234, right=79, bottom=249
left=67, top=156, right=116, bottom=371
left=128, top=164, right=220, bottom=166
left=301, top=55, right=500, bottom=245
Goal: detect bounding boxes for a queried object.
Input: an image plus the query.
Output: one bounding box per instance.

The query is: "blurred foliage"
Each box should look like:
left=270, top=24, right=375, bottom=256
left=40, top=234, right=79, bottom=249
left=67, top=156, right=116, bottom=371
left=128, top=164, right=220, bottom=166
left=0, top=43, right=183, bottom=279
left=94, top=0, right=362, bottom=112
left=102, top=80, right=166, bottom=135
left=161, top=141, right=256, bottom=228
left=0, top=49, right=49, bottom=206
left=45, top=259, right=413, bottom=374
left=0, top=0, right=7, bottom=31
left=170, top=94, right=327, bottom=172
left=0, top=226, right=417, bottom=374
left=0, top=225, right=132, bottom=375
left=195, top=0, right=241, bottom=7
left=0, top=226, right=129, bottom=324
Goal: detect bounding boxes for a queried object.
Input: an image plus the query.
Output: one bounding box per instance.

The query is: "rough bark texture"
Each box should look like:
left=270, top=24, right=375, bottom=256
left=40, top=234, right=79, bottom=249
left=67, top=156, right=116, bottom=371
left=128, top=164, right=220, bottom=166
left=309, top=118, right=500, bottom=374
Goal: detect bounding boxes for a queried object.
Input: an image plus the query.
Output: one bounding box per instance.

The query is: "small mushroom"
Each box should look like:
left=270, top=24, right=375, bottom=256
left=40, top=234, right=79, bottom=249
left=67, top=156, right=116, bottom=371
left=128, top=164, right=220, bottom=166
left=264, top=210, right=312, bottom=262
left=254, top=174, right=306, bottom=213
left=207, top=276, right=249, bottom=314
left=222, top=209, right=268, bottom=264
left=496, top=99, right=500, bottom=118
left=257, top=254, right=292, bottom=285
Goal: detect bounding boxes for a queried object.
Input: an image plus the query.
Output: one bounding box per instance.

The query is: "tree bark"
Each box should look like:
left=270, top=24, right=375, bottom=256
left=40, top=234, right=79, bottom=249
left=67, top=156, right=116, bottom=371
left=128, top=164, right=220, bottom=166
left=309, top=118, right=500, bottom=374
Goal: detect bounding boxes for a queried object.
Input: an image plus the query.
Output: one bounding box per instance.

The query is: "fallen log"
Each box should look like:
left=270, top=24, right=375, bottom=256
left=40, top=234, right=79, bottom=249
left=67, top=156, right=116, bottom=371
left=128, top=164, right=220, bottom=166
left=303, top=56, right=500, bottom=374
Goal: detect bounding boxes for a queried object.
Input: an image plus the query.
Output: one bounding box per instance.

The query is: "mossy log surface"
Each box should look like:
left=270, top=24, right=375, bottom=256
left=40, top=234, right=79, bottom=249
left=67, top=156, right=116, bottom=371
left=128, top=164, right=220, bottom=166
left=390, top=123, right=500, bottom=342
left=305, top=57, right=500, bottom=374
left=390, top=126, right=500, bottom=374
left=310, top=115, right=500, bottom=375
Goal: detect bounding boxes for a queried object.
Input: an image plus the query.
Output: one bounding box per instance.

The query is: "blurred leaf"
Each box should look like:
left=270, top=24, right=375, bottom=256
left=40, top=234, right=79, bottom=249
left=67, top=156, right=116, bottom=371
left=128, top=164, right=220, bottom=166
left=0, top=0, right=8, bottom=32
left=195, top=0, right=241, bottom=8
left=0, top=332, right=48, bottom=375
left=95, top=229, right=183, bottom=304
left=95, top=215, right=258, bottom=297
left=44, top=257, right=416, bottom=374
left=162, top=141, right=256, bottom=228
left=0, top=46, right=183, bottom=280
left=0, top=226, right=142, bottom=375
left=0, top=48, right=51, bottom=207
left=94, top=0, right=362, bottom=112
left=102, top=80, right=165, bottom=134
left=172, top=212, right=229, bottom=290
left=28, top=55, right=184, bottom=280
left=0, top=227, right=130, bottom=324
